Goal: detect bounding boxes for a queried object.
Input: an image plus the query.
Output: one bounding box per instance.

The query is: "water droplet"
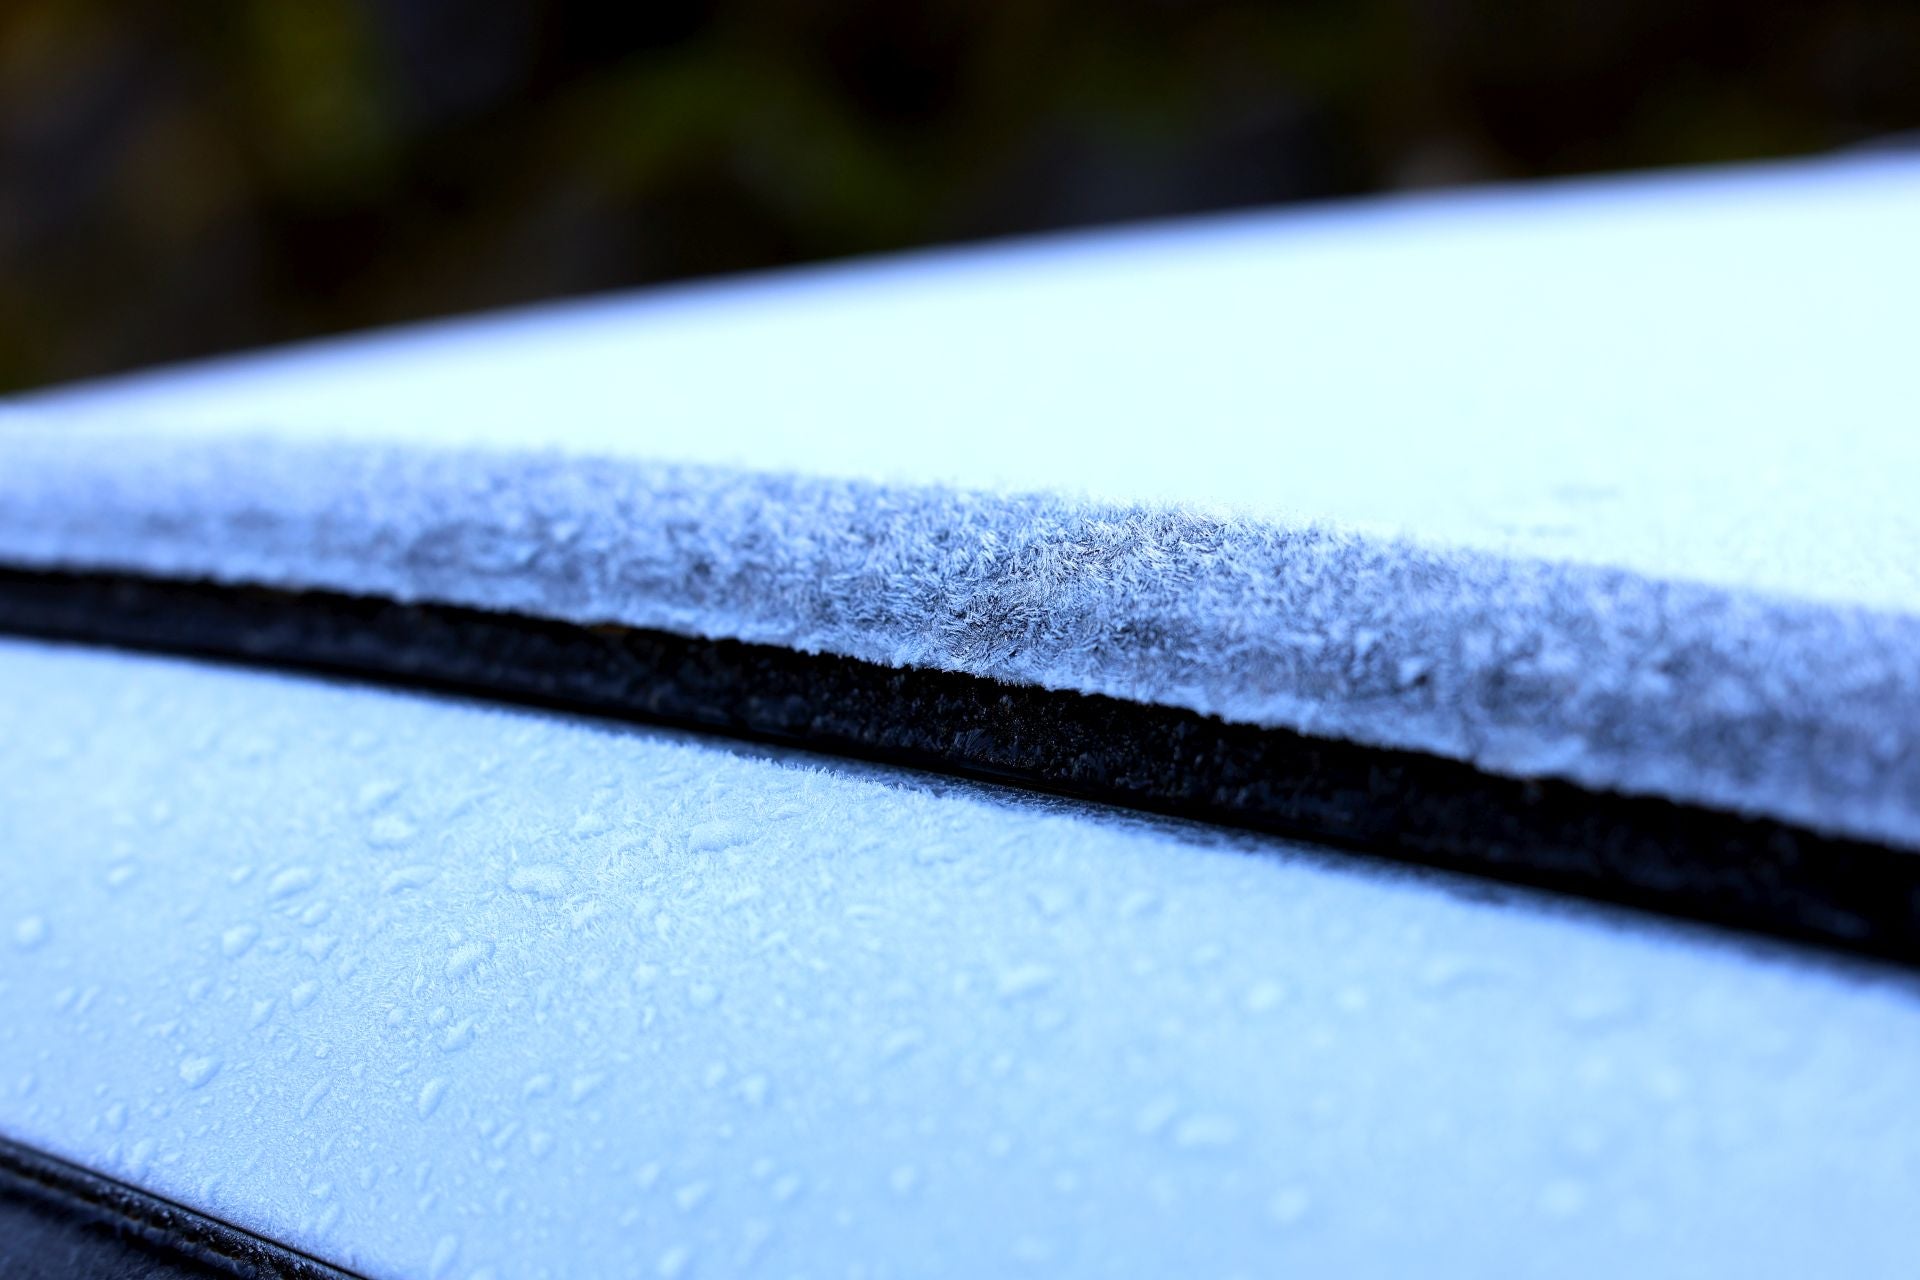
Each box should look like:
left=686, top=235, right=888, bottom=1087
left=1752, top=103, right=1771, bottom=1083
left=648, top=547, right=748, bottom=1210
left=527, top=1130, right=555, bottom=1160
left=688, top=982, right=720, bottom=1009
left=1172, top=1113, right=1240, bottom=1149
left=248, top=999, right=276, bottom=1028
left=290, top=981, right=320, bottom=1010
left=507, top=865, right=568, bottom=898
left=688, top=820, right=744, bottom=852
left=996, top=964, right=1054, bottom=1000
left=267, top=867, right=318, bottom=900
left=367, top=815, right=417, bottom=848
left=1011, top=1236, right=1054, bottom=1266
left=106, top=863, right=138, bottom=890
left=1536, top=1178, right=1588, bottom=1218
left=382, top=865, right=439, bottom=894
left=881, top=1029, right=925, bottom=1061
left=178, top=1056, right=222, bottom=1089
left=1267, top=1186, right=1312, bottom=1225
left=569, top=1072, right=607, bottom=1104
left=445, top=940, right=494, bottom=980
left=13, top=916, right=48, bottom=950
left=770, top=1174, right=803, bottom=1203
left=1134, top=1095, right=1180, bottom=1137
left=1243, top=981, right=1286, bottom=1012
left=355, top=780, right=402, bottom=814
left=441, top=1020, right=476, bottom=1053
left=102, top=1102, right=128, bottom=1132
left=220, top=925, right=260, bottom=958
left=735, top=1075, right=769, bottom=1107
left=301, top=1079, right=332, bottom=1118
left=522, top=1074, right=555, bottom=1100
left=675, top=1181, right=711, bottom=1213
left=428, top=1233, right=460, bottom=1279
left=656, top=1244, right=693, bottom=1279
left=1564, top=985, right=1639, bottom=1031
left=889, top=1165, right=920, bottom=1196
left=416, top=1077, right=449, bottom=1119
left=1028, top=885, right=1074, bottom=919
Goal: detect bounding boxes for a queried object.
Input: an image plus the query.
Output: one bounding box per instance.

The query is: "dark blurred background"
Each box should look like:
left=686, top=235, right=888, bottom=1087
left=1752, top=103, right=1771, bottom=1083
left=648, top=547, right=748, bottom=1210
left=4, top=0, right=1918, bottom=392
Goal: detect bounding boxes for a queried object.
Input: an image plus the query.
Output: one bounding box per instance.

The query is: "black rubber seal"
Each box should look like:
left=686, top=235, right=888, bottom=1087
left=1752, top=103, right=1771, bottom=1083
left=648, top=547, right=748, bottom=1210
left=1, top=567, right=1915, bottom=968
left=0, top=1135, right=362, bottom=1279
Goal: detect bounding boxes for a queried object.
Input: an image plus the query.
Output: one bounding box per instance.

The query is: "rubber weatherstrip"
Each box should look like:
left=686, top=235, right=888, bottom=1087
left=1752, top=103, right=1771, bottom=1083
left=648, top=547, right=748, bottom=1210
left=1, top=566, right=1915, bottom=968
left=0, top=1135, right=363, bottom=1280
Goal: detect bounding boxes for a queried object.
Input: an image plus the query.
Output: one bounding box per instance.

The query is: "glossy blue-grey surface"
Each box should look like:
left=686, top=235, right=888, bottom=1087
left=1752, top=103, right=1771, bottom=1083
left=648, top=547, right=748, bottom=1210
left=3, top=639, right=1917, bottom=1279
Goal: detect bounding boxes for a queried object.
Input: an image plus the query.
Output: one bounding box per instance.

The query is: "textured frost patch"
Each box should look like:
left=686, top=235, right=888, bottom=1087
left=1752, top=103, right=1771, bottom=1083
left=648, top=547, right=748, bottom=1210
left=6, top=157, right=1920, bottom=850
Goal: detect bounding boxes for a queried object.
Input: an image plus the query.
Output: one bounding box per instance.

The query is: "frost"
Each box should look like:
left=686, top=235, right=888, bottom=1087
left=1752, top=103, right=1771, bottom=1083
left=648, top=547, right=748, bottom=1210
left=2, top=638, right=1919, bottom=1279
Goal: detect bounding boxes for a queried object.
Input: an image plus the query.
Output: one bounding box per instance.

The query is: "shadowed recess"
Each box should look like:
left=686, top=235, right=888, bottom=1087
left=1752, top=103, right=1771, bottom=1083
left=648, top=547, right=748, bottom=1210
left=0, top=1136, right=362, bottom=1280
left=1, top=567, right=1913, bottom=968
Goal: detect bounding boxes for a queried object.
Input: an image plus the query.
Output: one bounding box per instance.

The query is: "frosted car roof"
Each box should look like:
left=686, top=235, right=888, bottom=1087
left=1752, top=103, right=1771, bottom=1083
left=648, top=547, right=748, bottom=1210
left=4, top=154, right=1920, bottom=962
left=14, top=152, right=1920, bottom=612
left=3, top=638, right=1917, bottom=1279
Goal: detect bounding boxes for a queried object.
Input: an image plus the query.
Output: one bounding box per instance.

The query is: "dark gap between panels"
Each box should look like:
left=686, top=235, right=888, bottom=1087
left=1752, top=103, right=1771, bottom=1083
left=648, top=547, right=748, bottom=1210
left=1, top=567, right=1915, bottom=968
left=0, top=1135, right=363, bottom=1280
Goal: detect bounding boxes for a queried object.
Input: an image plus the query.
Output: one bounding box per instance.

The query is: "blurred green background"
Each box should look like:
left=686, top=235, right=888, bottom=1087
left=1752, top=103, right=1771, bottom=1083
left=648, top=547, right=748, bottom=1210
left=3, top=0, right=1917, bottom=392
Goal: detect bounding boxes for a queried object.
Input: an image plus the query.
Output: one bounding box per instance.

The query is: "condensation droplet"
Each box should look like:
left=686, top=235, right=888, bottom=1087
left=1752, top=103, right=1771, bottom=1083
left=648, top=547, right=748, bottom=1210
left=266, top=867, right=318, bottom=900
left=1537, top=1178, right=1588, bottom=1219
left=1268, top=1186, right=1312, bottom=1225
left=427, top=1233, right=460, bottom=1279
left=996, top=964, right=1055, bottom=1000
left=1172, top=1113, right=1240, bottom=1149
left=382, top=865, right=439, bottom=894
left=368, top=815, right=418, bottom=848
left=445, top=940, right=494, bottom=980
left=687, top=820, right=743, bottom=852
left=416, top=1077, right=449, bottom=1119
left=508, top=865, right=568, bottom=899
left=178, top=1055, right=222, bottom=1089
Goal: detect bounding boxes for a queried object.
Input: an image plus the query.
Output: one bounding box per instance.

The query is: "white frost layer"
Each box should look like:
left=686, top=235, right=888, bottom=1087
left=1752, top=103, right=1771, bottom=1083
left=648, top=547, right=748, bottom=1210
left=4, top=155, right=1920, bottom=850
left=1, top=639, right=1917, bottom=1279
left=15, top=152, right=1920, bottom=612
